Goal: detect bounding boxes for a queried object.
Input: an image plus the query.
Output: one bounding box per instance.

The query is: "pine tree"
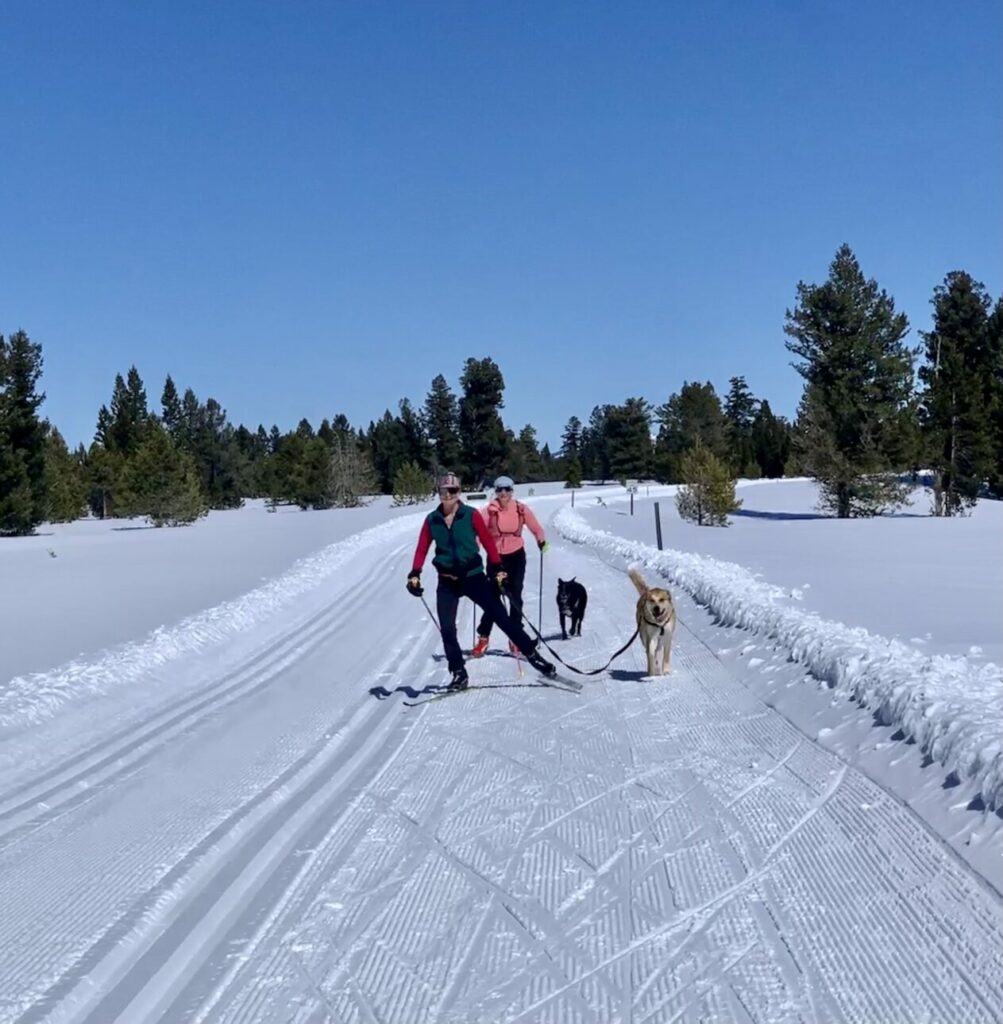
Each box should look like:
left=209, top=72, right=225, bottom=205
left=918, top=272, right=994, bottom=515
left=988, top=298, right=1003, bottom=498
left=253, top=425, right=280, bottom=500
left=560, top=416, right=583, bottom=461
left=539, top=442, right=558, bottom=481
left=317, top=418, right=335, bottom=446
left=458, top=357, right=508, bottom=486
left=723, top=376, right=759, bottom=476
left=368, top=410, right=408, bottom=493
left=43, top=426, right=87, bottom=522
left=0, top=330, right=47, bottom=534
left=675, top=445, right=742, bottom=526
left=392, top=461, right=434, bottom=506
left=423, top=374, right=461, bottom=475
left=117, top=422, right=208, bottom=526
left=580, top=405, right=612, bottom=482
left=180, top=388, right=201, bottom=452
left=398, top=398, right=432, bottom=471
left=515, top=424, right=544, bottom=481
left=329, top=434, right=376, bottom=507
left=94, top=404, right=113, bottom=448
left=606, top=398, right=652, bottom=482
left=84, top=442, right=122, bottom=518
left=272, top=429, right=308, bottom=504
left=653, top=382, right=728, bottom=483
left=292, top=436, right=337, bottom=509
left=564, top=452, right=583, bottom=489
left=784, top=244, right=914, bottom=517
left=108, top=367, right=148, bottom=454
left=330, top=413, right=355, bottom=445
left=192, top=397, right=242, bottom=509
left=161, top=374, right=183, bottom=444
left=750, top=400, right=791, bottom=478
left=0, top=444, right=33, bottom=536
left=231, top=425, right=261, bottom=497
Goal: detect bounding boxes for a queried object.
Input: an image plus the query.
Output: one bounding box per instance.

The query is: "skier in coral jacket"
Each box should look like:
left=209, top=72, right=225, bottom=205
left=471, top=474, right=547, bottom=657
left=406, top=473, right=556, bottom=690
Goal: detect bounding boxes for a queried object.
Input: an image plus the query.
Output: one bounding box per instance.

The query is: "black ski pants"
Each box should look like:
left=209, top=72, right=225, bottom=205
left=477, top=548, right=527, bottom=639
left=437, top=570, right=536, bottom=672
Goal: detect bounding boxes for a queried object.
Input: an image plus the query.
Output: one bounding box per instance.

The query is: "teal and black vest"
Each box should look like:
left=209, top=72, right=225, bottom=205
left=427, top=503, right=484, bottom=578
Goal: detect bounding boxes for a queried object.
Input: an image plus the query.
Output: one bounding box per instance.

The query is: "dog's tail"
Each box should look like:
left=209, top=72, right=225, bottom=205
left=628, top=567, right=648, bottom=597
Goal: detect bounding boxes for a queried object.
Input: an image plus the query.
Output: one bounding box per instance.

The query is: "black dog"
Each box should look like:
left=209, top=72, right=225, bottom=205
left=557, top=578, right=588, bottom=640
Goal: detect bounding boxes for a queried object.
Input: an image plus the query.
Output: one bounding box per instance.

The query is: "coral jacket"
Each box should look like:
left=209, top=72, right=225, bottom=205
left=479, top=499, right=545, bottom=557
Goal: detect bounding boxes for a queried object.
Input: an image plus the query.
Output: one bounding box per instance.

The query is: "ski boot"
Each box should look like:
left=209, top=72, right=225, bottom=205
left=471, top=636, right=490, bottom=658
left=447, top=667, right=469, bottom=691
left=525, top=646, right=557, bottom=679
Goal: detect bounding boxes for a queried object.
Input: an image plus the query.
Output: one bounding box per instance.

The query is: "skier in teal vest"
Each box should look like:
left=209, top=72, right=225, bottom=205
left=407, top=473, right=557, bottom=690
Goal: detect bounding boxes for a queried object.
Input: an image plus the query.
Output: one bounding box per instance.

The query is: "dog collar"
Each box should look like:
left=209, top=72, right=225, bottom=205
left=643, top=615, right=667, bottom=635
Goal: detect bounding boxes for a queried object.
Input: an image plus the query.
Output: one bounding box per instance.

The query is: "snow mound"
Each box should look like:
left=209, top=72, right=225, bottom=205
left=0, top=512, right=425, bottom=733
left=555, top=507, right=1003, bottom=811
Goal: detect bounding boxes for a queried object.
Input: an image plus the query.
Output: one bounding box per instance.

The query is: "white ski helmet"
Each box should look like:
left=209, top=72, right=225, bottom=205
left=494, top=475, right=515, bottom=490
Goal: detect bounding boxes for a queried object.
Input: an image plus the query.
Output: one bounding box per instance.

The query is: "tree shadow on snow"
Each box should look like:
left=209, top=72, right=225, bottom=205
left=734, top=507, right=926, bottom=522
left=733, top=509, right=832, bottom=522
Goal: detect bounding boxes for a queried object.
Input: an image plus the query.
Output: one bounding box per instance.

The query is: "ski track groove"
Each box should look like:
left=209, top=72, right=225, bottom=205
left=0, top=543, right=406, bottom=852
left=0, top=544, right=419, bottom=1024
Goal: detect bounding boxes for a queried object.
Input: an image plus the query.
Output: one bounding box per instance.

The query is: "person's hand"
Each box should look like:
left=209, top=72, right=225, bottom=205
left=538, top=540, right=549, bottom=553
left=406, top=572, right=423, bottom=597
left=488, top=564, right=507, bottom=589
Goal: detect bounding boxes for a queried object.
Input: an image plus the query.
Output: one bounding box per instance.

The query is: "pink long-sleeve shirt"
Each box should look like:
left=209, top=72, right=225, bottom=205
left=478, top=498, right=545, bottom=556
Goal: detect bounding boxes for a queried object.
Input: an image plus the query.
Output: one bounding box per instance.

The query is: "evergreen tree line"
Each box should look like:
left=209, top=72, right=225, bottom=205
left=0, top=352, right=565, bottom=533
left=555, top=378, right=793, bottom=490
left=2, top=245, right=1000, bottom=533
left=559, top=246, right=1003, bottom=519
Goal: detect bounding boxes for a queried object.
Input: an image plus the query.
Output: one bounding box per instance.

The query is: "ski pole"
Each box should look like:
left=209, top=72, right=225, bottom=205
left=505, top=591, right=523, bottom=678
left=538, top=547, right=544, bottom=634
left=420, top=594, right=441, bottom=633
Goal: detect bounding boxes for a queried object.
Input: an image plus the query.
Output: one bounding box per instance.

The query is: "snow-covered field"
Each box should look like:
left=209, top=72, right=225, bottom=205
left=0, top=479, right=1001, bottom=1023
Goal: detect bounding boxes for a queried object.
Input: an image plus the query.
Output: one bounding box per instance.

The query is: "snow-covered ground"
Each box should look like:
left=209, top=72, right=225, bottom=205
left=0, top=480, right=1000, bottom=1023
left=0, top=498, right=422, bottom=684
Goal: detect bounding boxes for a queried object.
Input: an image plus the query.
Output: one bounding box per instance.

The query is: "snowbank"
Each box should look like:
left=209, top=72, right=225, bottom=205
left=0, top=511, right=426, bottom=733
left=555, top=507, right=1003, bottom=811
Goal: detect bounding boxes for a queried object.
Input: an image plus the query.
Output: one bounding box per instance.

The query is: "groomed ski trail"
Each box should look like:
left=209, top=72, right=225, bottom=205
left=0, top=507, right=1000, bottom=1023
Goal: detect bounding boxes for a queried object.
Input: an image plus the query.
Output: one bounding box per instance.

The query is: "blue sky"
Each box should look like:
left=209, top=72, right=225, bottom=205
left=2, top=1, right=1000, bottom=452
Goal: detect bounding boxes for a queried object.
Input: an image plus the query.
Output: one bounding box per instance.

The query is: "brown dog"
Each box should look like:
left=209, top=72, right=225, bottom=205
left=629, top=568, right=677, bottom=677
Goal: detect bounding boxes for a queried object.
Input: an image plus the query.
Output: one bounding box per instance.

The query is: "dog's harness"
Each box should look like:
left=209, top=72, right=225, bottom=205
left=642, top=614, right=669, bottom=636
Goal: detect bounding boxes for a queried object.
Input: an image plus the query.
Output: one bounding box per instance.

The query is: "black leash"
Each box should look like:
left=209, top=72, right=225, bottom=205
left=507, top=591, right=638, bottom=677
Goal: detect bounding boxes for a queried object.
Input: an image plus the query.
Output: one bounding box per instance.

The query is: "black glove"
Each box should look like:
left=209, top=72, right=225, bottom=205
left=406, top=572, right=423, bottom=597
left=488, top=563, right=507, bottom=589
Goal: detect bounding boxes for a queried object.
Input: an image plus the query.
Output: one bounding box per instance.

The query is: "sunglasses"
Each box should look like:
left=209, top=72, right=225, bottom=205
left=496, top=486, right=513, bottom=493
left=440, top=487, right=460, bottom=496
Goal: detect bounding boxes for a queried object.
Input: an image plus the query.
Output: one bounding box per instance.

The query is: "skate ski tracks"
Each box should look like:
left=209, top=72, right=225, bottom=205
left=0, top=516, right=1001, bottom=1023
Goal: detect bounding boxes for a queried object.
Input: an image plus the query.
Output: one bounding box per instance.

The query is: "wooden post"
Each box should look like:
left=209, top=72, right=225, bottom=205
left=571, top=488, right=575, bottom=507
left=630, top=491, right=634, bottom=516
left=654, top=502, right=663, bottom=550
